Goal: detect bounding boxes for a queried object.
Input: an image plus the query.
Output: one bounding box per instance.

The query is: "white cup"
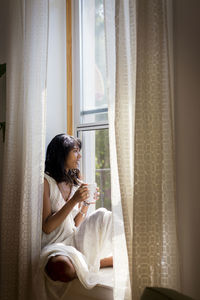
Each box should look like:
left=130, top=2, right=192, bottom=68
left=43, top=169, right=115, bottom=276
left=86, top=183, right=97, bottom=203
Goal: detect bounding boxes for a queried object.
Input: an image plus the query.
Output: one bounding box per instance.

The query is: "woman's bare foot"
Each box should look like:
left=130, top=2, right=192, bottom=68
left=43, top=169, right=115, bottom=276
left=100, top=256, right=113, bottom=268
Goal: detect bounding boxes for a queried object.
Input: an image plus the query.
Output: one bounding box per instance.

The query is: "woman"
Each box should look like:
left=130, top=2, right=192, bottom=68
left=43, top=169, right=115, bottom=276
left=39, top=134, right=112, bottom=299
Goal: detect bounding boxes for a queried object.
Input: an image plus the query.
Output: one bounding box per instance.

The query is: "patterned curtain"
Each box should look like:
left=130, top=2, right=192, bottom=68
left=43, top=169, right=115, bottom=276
left=104, top=0, right=180, bottom=299
left=0, top=1, right=48, bottom=299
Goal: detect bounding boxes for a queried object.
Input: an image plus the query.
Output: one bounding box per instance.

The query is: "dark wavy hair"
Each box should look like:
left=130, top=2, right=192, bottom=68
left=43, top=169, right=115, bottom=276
left=45, top=134, right=82, bottom=184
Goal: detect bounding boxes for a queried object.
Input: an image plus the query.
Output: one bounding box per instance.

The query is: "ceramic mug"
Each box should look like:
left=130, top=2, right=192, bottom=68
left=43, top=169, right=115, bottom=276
left=86, top=183, right=97, bottom=203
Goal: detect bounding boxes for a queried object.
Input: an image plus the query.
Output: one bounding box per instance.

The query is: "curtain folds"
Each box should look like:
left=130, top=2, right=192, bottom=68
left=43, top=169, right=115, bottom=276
left=0, top=1, right=49, bottom=299
left=104, top=1, right=180, bottom=299
left=104, top=1, right=132, bottom=299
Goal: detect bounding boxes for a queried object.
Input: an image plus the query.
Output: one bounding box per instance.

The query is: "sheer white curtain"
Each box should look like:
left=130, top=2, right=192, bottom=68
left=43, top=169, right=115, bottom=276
left=0, top=1, right=49, bottom=299
left=104, top=1, right=180, bottom=299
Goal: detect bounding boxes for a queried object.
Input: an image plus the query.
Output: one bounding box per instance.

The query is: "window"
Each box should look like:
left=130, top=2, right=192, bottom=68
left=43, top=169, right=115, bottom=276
left=72, top=0, right=111, bottom=211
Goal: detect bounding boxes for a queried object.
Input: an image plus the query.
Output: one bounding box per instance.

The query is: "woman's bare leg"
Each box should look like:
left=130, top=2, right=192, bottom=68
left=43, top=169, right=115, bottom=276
left=100, top=256, right=113, bottom=268
left=45, top=255, right=77, bottom=282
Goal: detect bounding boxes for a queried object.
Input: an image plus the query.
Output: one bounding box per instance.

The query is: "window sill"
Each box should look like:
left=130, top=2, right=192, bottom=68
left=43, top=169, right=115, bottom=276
left=67, top=267, right=113, bottom=300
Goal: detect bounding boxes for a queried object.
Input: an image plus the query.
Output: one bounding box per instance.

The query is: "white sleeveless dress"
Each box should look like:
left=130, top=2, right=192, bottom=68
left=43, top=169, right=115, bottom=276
left=36, top=174, right=112, bottom=300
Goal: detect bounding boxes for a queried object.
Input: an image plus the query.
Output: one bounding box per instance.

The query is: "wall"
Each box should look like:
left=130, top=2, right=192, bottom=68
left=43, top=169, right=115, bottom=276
left=0, top=0, right=8, bottom=195
left=0, top=72, right=6, bottom=196
left=45, top=0, right=67, bottom=150
left=174, top=1, right=200, bottom=299
left=0, top=0, right=7, bottom=63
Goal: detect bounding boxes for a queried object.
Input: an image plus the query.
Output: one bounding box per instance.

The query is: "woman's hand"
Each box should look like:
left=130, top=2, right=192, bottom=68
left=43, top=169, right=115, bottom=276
left=72, top=184, right=89, bottom=204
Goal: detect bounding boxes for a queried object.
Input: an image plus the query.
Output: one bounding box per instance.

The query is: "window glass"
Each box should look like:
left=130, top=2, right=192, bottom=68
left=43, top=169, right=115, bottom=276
left=81, top=0, right=107, bottom=124
left=75, top=0, right=110, bottom=211
left=78, top=129, right=111, bottom=211
left=95, top=129, right=111, bottom=210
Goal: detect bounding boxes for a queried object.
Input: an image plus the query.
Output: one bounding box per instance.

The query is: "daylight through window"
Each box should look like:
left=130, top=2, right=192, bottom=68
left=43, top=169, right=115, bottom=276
left=73, top=0, right=111, bottom=211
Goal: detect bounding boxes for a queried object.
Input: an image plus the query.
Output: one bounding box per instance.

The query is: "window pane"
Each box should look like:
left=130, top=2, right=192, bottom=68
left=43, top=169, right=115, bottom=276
left=78, top=129, right=111, bottom=211
left=81, top=0, right=107, bottom=124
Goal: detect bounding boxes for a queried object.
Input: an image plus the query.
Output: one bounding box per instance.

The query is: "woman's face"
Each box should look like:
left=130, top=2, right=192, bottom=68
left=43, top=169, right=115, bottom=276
left=65, top=146, right=81, bottom=170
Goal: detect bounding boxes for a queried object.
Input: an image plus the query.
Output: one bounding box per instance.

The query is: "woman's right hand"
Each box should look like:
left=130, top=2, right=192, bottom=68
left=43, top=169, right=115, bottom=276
left=71, top=184, right=89, bottom=204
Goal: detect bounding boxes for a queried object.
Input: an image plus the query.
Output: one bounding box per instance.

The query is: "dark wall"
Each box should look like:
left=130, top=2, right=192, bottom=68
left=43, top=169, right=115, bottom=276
left=174, top=1, right=200, bottom=299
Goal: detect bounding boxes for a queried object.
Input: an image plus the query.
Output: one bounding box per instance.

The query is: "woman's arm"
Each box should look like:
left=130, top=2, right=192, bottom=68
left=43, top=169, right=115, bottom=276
left=74, top=203, right=89, bottom=227
left=73, top=187, right=100, bottom=227
left=42, top=179, right=89, bottom=234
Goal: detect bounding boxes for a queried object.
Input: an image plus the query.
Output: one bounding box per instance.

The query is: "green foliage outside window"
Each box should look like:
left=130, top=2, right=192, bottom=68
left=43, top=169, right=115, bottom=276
left=95, top=129, right=111, bottom=211
left=94, top=1, right=111, bottom=210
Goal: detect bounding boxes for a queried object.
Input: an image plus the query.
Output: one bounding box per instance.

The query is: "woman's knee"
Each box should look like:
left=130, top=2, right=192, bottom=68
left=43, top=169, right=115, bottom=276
left=45, top=255, right=77, bottom=282
left=95, top=208, right=112, bottom=225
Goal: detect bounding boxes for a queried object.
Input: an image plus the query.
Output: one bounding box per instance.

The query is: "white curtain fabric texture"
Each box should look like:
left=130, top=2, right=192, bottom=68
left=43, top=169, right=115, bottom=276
left=0, top=1, right=48, bottom=299
left=104, top=0, right=180, bottom=299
